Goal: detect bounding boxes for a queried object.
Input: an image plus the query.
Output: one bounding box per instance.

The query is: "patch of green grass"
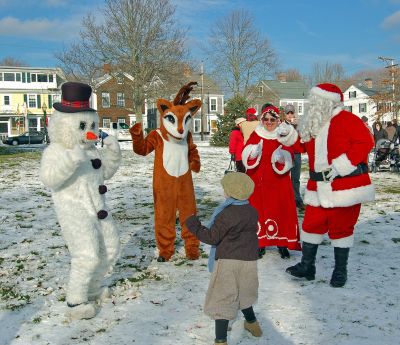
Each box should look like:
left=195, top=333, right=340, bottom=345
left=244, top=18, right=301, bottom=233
left=378, top=187, right=400, bottom=194
left=0, top=149, right=41, bottom=165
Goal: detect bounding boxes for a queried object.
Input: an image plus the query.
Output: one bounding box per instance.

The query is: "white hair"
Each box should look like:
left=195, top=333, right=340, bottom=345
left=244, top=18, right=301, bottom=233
left=48, top=110, right=99, bottom=149
left=298, top=94, right=342, bottom=142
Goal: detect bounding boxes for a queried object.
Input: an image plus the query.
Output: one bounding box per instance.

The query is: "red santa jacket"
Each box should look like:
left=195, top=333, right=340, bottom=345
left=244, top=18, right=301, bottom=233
left=229, top=128, right=244, bottom=161
left=281, top=109, right=375, bottom=208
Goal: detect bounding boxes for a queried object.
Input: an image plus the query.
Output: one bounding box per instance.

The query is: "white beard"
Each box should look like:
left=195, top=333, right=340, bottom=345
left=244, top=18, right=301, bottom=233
left=298, top=94, right=341, bottom=142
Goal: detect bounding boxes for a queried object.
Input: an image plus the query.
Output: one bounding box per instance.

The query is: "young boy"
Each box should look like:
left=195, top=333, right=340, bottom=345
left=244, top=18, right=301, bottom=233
left=185, top=172, right=262, bottom=345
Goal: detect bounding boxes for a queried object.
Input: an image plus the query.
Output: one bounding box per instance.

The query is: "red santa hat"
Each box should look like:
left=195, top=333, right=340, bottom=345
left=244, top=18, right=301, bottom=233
left=310, top=83, right=344, bottom=103
left=246, top=107, right=257, bottom=116
left=261, top=103, right=280, bottom=118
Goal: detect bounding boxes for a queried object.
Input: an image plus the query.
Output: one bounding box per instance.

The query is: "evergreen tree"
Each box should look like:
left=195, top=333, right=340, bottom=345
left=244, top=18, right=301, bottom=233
left=210, top=95, right=250, bottom=146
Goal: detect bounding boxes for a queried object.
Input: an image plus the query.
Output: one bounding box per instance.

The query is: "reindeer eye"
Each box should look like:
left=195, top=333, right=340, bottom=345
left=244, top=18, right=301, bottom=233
left=79, top=121, right=87, bottom=130
left=164, top=115, right=175, bottom=124
left=185, top=115, right=192, bottom=124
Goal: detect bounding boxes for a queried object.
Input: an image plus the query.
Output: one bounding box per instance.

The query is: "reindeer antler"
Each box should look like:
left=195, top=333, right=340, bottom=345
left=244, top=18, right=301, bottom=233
left=173, top=81, right=198, bottom=105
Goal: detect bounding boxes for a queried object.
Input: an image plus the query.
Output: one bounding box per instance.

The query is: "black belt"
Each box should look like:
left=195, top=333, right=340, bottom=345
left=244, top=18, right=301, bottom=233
left=309, top=163, right=369, bottom=182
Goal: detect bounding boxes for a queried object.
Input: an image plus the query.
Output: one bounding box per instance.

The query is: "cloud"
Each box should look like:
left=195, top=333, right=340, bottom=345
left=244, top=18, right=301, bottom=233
left=0, top=16, right=81, bottom=41
left=382, top=10, right=400, bottom=29
left=295, top=21, right=320, bottom=38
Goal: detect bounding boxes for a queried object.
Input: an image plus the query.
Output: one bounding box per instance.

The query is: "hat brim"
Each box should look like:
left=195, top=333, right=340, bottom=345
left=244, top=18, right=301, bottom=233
left=53, top=102, right=96, bottom=113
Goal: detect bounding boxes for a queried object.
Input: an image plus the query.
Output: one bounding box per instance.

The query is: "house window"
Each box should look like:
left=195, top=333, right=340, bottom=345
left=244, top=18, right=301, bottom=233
left=102, top=92, right=110, bottom=108
left=359, top=103, right=367, bottom=113
left=3, top=95, right=10, bottom=105
left=194, top=118, right=201, bottom=133
left=28, top=94, right=37, bottom=108
left=349, top=91, right=356, bottom=98
left=4, top=72, right=16, bottom=81
left=0, top=73, right=2, bottom=81
left=117, top=93, right=125, bottom=107
left=49, top=74, right=54, bottom=82
left=344, top=105, right=353, bottom=112
left=16, top=73, right=21, bottom=82
left=298, top=104, right=303, bottom=114
left=209, top=97, right=217, bottom=112
left=31, top=74, right=36, bottom=82
left=117, top=118, right=126, bottom=124
left=102, top=118, right=111, bottom=128
left=117, top=75, right=124, bottom=84
left=30, top=73, right=49, bottom=82
left=258, top=86, right=263, bottom=96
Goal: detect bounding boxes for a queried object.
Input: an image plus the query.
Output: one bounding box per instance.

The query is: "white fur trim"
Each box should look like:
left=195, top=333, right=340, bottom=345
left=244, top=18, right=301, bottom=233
left=304, top=189, right=320, bottom=206
left=306, top=183, right=375, bottom=208
left=331, top=153, right=357, bottom=176
left=331, top=235, right=354, bottom=248
left=300, top=230, right=323, bottom=244
left=277, top=125, right=298, bottom=146
left=242, top=144, right=262, bottom=170
left=314, top=121, right=330, bottom=172
left=255, top=125, right=278, bottom=139
left=310, top=86, right=342, bottom=103
left=271, top=148, right=293, bottom=175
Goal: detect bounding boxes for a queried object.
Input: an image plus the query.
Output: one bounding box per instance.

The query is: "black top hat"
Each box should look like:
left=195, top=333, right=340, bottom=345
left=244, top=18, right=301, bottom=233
left=53, top=81, right=96, bottom=113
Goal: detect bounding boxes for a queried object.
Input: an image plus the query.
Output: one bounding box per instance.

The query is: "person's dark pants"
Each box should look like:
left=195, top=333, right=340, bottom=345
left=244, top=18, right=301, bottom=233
left=235, top=160, right=246, bottom=173
left=215, top=306, right=256, bottom=342
left=291, top=153, right=303, bottom=206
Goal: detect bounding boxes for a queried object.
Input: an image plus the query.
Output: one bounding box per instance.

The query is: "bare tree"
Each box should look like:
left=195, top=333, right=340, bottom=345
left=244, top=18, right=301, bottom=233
left=56, top=0, right=188, bottom=121
left=206, top=9, right=277, bottom=96
left=310, top=61, right=346, bottom=85
left=0, top=56, right=28, bottom=67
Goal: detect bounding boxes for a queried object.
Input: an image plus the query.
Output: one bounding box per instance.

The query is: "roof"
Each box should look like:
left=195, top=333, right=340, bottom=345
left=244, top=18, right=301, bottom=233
left=261, top=80, right=309, bottom=99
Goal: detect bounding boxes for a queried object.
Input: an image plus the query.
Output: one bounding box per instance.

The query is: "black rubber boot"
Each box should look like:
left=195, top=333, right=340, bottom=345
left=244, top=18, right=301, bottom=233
left=278, top=246, right=290, bottom=259
left=286, top=242, right=318, bottom=280
left=330, top=247, right=350, bottom=288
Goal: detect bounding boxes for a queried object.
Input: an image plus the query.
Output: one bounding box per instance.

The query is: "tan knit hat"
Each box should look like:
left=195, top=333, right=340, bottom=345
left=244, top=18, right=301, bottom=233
left=221, top=172, right=254, bottom=200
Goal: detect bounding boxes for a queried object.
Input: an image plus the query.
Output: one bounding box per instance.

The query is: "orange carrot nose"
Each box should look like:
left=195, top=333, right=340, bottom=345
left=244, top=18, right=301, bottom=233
left=86, top=131, right=98, bottom=140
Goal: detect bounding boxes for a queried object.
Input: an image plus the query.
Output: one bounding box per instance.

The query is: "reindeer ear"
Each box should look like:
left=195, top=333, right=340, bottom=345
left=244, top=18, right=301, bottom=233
left=157, top=99, right=173, bottom=114
left=186, top=99, right=202, bottom=115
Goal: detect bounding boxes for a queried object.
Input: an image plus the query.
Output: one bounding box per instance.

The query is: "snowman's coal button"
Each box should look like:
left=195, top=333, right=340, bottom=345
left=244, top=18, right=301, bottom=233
left=99, top=185, right=107, bottom=194
left=97, top=210, right=108, bottom=219
left=91, top=159, right=102, bottom=169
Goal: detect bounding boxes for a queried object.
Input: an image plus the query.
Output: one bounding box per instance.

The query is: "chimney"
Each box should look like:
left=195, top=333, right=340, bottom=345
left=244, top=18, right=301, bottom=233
left=103, top=63, right=111, bottom=75
left=277, top=72, right=287, bottom=83
left=364, top=78, right=373, bottom=89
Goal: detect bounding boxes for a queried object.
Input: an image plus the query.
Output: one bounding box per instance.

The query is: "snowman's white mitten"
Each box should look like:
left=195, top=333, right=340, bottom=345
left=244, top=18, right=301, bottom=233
left=103, top=135, right=120, bottom=153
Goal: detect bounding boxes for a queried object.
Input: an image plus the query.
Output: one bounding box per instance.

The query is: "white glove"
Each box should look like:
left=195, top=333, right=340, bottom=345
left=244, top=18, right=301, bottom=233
left=68, top=144, right=86, bottom=165
left=326, top=166, right=339, bottom=181
left=103, top=135, right=120, bottom=152
left=277, top=122, right=292, bottom=137
left=249, top=140, right=263, bottom=159
left=272, top=145, right=285, bottom=164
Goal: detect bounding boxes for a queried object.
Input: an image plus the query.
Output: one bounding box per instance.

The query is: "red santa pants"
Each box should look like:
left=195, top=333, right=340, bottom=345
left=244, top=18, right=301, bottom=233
left=302, top=204, right=361, bottom=240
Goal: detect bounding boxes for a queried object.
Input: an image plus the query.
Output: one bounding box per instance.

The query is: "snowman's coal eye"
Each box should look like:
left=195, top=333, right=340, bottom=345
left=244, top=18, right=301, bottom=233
left=91, top=122, right=96, bottom=130
left=79, top=121, right=87, bottom=130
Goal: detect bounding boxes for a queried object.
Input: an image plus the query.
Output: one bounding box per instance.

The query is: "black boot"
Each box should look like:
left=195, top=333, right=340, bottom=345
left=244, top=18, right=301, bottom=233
left=278, top=246, right=290, bottom=259
left=286, top=242, right=318, bottom=280
left=330, top=247, right=349, bottom=288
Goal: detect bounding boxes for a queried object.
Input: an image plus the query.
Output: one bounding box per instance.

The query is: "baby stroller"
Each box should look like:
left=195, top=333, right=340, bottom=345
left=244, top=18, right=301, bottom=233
left=370, top=138, right=400, bottom=172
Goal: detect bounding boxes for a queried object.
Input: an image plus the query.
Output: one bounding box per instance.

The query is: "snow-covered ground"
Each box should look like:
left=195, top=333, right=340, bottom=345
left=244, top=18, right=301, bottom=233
left=0, top=142, right=399, bottom=345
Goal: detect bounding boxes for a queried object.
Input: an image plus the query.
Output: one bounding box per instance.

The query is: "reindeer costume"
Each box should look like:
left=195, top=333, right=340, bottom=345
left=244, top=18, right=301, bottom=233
left=130, top=82, right=202, bottom=261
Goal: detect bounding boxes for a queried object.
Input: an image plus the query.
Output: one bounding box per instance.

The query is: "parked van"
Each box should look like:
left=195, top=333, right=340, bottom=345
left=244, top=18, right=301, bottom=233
left=99, top=122, right=131, bottom=141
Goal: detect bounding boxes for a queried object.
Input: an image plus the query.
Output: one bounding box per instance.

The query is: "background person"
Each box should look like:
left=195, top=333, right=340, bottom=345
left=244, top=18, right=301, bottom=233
left=241, top=107, right=259, bottom=144
left=372, top=121, right=388, bottom=146
left=284, top=104, right=305, bottom=211
left=228, top=117, right=246, bottom=172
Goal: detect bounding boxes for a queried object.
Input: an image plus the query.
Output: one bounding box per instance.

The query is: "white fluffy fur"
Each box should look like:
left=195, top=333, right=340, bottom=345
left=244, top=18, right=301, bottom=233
left=242, top=144, right=262, bottom=170
left=271, top=147, right=293, bottom=175
left=310, top=86, right=342, bottom=103
left=331, top=235, right=354, bottom=248
left=156, top=129, right=189, bottom=177
left=162, top=111, right=192, bottom=140
left=331, top=153, right=357, bottom=176
left=40, top=110, right=121, bottom=317
left=300, top=230, right=323, bottom=244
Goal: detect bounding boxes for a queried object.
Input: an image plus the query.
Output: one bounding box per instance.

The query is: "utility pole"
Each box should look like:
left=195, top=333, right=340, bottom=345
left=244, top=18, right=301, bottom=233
left=378, top=56, right=398, bottom=120
left=200, top=63, right=205, bottom=141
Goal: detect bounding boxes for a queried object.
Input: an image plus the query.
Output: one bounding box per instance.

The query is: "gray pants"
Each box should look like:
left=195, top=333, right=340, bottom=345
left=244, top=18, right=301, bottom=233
left=291, top=153, right=303, bottom=206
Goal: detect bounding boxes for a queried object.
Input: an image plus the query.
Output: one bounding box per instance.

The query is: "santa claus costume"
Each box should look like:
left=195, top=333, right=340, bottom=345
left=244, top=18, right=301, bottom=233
left=242, top=104, right=301, bottom=259
left=281, top=83, right=375, bottom=287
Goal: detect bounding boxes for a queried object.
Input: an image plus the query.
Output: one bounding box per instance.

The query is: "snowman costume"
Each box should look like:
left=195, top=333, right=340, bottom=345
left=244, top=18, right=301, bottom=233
left=40, top=82, right=121, bottom=319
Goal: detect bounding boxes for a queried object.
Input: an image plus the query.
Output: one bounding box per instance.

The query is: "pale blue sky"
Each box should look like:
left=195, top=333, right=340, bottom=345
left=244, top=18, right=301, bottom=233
left=0, top=0, right=399, bottom=77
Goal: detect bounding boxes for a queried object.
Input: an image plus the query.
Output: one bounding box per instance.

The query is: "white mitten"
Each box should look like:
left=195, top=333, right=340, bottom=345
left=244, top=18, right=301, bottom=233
left=253, top=139, right=263, bottom=158
left=68, top=144, right=86, bottom=165
left=272, top=145, right=285, bottom=163
left=103, top=135, right=120, bottom=152
left=326, top=166, right=339, bottom=181
left=277, top=122, right=292, bottom=137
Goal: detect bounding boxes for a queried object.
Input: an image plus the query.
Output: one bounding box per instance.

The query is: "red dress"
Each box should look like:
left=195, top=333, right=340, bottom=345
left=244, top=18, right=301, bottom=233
left=243, top=126, right=301, bottom=250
